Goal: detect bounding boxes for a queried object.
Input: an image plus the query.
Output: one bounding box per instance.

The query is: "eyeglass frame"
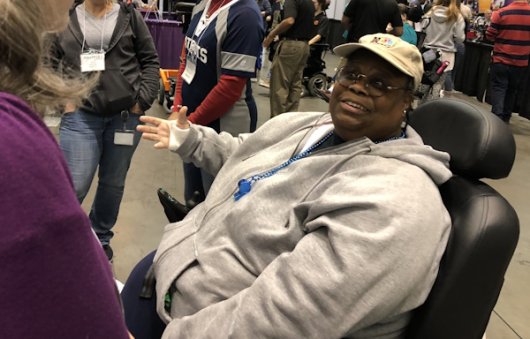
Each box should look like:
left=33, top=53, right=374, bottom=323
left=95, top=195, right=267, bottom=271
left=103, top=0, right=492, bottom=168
left=335, top=67, right=413, bottom=97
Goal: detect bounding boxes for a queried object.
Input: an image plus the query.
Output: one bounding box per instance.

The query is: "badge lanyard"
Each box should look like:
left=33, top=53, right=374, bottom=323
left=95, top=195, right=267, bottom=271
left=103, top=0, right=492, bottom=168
left=114, top=110, right=135, bottom=146
left=80, top=4, right=108, bottom=73
left=234, top=130, right=335, bottom=201
left=194, top=0, right=234, bottom=36
left=181, top=0, right=239, bottom=84
left=233, top=125, right=407, bottom=201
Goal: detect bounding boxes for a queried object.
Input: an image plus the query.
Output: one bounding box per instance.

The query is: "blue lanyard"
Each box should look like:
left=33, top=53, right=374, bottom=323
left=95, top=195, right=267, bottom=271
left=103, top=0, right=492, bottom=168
left=234, top=130, right=335, bottom=201
left=233, top=130, right=407, bottom=201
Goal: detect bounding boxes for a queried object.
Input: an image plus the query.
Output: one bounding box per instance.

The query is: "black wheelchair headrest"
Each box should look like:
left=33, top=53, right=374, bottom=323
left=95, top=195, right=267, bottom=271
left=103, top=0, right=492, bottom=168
left=174, top=1, right=196, bottom=11
left=409, top=99, right=516, bottom=179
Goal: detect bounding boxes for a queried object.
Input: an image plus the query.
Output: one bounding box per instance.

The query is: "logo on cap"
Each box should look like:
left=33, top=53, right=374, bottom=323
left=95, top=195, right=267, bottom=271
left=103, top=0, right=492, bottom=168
left=370, top=36, right=396, bottom=48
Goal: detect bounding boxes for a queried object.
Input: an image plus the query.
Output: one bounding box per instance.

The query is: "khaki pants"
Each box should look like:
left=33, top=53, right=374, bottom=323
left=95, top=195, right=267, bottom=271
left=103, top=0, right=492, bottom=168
left=269, top=39, right=310, bottom=117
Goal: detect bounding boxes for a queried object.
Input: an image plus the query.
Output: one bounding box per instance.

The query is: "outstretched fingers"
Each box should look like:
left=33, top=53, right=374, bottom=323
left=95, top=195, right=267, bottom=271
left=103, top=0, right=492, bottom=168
left=139, top=115, right=162, bottom=126
left=137, top=124, right=158, bottom=134
left=137, top=115, right=172, bottom=149
left=138, top=130, right=160, bottom=143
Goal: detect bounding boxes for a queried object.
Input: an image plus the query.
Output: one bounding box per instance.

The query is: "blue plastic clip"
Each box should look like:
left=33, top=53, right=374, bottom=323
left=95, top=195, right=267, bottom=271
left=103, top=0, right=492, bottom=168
left=234, top=179, right=252, bottom=201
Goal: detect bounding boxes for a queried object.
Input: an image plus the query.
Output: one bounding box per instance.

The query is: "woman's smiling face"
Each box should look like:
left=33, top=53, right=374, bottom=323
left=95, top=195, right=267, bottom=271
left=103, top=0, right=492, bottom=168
left=329, top=49, right=414, bottom=142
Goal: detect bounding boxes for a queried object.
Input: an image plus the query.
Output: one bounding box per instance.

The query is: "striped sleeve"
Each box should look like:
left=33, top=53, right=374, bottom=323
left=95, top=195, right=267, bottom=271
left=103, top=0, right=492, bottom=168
left=488, top=5, right=530, bottom=67
left=220, top=2, right=264, bottom=77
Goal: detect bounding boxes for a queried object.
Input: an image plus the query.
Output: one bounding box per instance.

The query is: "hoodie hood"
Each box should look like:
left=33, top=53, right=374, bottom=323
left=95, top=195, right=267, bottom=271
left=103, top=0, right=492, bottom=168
left=422, top=6, right=465, bottom=52
left=371, top=125, right=452, bottom=185
left=430, top=6, right=450, bottom=23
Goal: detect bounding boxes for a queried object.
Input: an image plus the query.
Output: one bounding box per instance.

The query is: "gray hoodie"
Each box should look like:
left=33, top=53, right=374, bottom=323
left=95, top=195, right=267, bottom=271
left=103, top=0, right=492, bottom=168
left=154, top=112, right=452, bottom=338
left=423, top=6, right=465, bottom=52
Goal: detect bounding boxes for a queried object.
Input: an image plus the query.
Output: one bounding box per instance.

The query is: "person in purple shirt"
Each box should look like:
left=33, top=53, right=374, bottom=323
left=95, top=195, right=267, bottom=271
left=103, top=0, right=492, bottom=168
left=0, top=0, right=131, bottom=337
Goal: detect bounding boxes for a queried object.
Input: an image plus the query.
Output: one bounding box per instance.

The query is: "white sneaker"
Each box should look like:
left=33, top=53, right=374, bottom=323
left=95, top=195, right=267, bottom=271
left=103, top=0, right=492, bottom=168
left=258, top=80, right=270, bottom=88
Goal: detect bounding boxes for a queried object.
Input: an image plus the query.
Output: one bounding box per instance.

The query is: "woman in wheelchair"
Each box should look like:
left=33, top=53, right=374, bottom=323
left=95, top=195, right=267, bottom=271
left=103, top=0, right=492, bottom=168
left=132, top=33, right=452, bottom=338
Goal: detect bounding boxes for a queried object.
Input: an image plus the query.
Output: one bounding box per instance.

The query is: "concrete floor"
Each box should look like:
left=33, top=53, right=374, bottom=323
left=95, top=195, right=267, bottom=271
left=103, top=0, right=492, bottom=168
left=53, top=54, right=529, bottom=337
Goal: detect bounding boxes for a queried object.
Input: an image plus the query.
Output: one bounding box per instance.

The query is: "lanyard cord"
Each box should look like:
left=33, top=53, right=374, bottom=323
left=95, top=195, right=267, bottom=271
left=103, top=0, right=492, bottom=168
left=233, top=129, right=407, bottom=202
left=234, top=130, right=335, bottom=201
left=81, top=4, right=108, bottom=53
left=193, top=0, right=239, bottom=42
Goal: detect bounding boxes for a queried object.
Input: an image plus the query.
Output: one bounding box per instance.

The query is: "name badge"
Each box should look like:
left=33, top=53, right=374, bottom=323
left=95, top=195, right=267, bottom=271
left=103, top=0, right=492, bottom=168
left=114, top=130, right=135, bottom=146
left=80, top=52, right=106, bottom=73
left=182, top=54, right=197, bottom=84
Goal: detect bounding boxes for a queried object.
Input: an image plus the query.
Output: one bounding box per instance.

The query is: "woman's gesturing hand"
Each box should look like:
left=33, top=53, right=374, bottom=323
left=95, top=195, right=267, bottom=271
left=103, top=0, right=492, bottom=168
left=168, top=105, right=190, bottom=128
left=137, top=106, right=189, bottom=149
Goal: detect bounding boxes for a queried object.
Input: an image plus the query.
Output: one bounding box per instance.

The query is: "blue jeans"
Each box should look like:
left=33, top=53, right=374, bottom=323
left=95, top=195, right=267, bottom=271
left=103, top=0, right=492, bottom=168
left=490, top=62, right=525, bottom=121
left=59, top=109, right=142, bottom=244
left=445, top=41, right=466, bottom=91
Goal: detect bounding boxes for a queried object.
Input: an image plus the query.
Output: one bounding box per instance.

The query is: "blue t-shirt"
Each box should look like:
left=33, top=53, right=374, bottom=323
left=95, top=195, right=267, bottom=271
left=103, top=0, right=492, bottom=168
left=401, top=22, right=418, bottom=46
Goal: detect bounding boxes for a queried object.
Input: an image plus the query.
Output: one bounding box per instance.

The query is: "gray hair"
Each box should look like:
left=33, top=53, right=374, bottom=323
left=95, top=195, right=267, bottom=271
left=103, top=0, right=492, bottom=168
left=0, top=0, right=96, bottom=115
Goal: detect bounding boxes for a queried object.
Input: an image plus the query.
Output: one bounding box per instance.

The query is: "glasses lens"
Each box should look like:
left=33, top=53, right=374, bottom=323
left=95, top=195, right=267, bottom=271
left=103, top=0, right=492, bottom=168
left=367, top=79, right=385, bottom=97
left=337, top=70, right=355, bottom=87
left=337, top=69, right=385, bottom=97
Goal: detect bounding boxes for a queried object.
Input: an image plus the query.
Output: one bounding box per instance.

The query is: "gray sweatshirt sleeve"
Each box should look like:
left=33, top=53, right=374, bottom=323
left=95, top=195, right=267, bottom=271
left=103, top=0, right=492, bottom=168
left=176, top=125, right=253, bottom=176
left=160, top=163, right=451, bottom=338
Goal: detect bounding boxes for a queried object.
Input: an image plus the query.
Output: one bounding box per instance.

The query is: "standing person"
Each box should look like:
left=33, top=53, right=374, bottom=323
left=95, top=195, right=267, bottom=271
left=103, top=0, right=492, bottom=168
left=443, top=0, right=472, bottom=94
left=409, top=0, right=433, bottom=24
left=304, top=0, right=329, bottom=93
left=486, top=0, right=530, bottom=122
left=341, top=0, right=403, bottom=43
left=171, top=0, right=264, bottom=205
left=398, top=3, right=418, bottom=45
left=420, top=0, right=465, bottom=101
left=55, top=0, right=160, bottom=260
left=256, top=0, right=273, bottom=81
left=0, top=0, right=130, bottom=337
left=264, top=0, right=315, bottom=117
left=133, top=33, right=452, bottom=338
left=258, top=0, right=273, bottom=30
left=258, top=0, right=284, bottom=88
left=308, top=0, right=329, bottom=45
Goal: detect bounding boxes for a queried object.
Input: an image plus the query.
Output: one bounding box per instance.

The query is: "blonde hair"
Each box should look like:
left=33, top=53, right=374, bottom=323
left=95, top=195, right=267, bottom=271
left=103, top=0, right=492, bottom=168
left=0, top=0, right=95, bottom=116
left=432, top=0, right=461, bottom=22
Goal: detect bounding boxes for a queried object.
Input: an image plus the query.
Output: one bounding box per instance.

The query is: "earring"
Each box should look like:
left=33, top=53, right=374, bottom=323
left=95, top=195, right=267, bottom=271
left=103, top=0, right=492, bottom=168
left=401, top=109, right=409, bottom=129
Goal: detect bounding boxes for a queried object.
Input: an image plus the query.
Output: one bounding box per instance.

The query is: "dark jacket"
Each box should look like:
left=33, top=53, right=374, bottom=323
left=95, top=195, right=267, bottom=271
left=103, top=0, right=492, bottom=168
left=409, top=2, right=432, bottom=23
left=55, top=3, right=159, bottom=115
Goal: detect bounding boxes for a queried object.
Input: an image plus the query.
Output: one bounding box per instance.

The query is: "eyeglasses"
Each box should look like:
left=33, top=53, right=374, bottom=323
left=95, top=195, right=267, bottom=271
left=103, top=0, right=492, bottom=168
left=336, top=68, right=410, bottom=97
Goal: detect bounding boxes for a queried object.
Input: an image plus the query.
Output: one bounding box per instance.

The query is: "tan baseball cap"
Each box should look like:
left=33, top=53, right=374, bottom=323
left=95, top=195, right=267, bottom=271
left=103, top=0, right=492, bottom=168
left=334, top=33, right=424, bottom=89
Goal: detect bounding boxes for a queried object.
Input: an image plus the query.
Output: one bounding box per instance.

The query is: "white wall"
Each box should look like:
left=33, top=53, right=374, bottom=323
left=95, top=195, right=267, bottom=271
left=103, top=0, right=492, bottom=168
left=326, top=0, right=348, bottom=20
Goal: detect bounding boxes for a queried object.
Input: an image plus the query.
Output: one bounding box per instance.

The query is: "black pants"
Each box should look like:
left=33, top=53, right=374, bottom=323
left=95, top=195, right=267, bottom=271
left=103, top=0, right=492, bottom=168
left=121, top=251, right=166, bottom=339
left=490, top=62, right=526, bottom=121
